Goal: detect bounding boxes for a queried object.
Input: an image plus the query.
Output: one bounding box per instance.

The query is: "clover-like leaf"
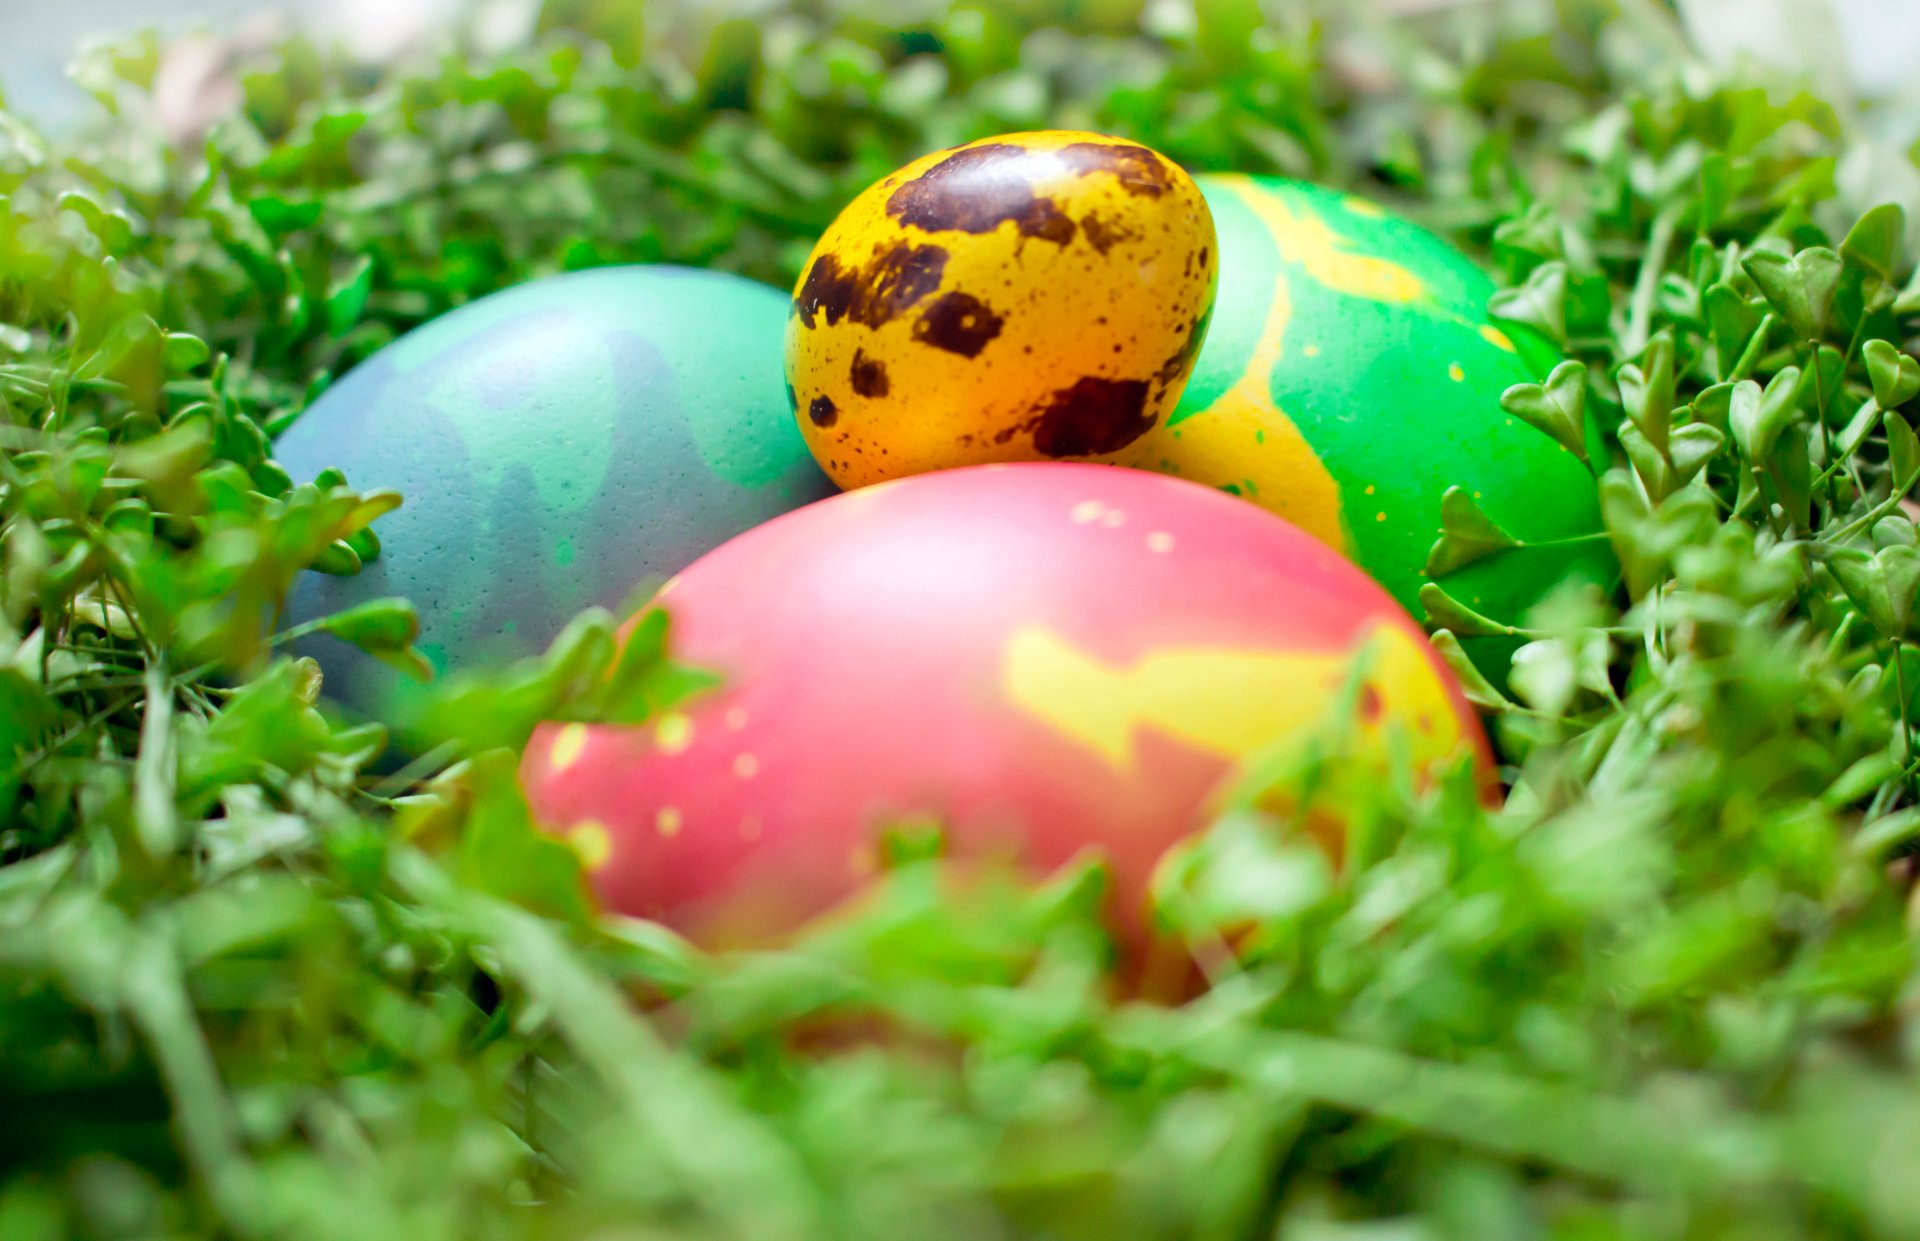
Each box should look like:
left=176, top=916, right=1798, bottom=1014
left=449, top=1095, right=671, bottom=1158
left=326, top=254, right=375, bottom=338
left=1490, top=259, right=1569, bottom=345
left=161, top=332, right=209, bottom=372
left=1864, top=339, right=1920, bottom=410
left=1428, top=629, right=1513, bottom=712
left=1728, top=370, right=1799, bottom=464
left=1839, top=399, right=1884, bottom=457
left=1768, top=424, right=1815, bottom=531
left=1872, top=516, right=1918, bottom=551
left=1828, top=545, right=1920, bottom=640
left=1743, top=246, right=1841, bottom=340
left=1668, top=422, right=1726, bottom=488
left=316, top=596, right=420, bottom=654
left=1509, top=639, right=1581, bottom=716
left=1704, top=283, right=1765, bottom=378
left=1840, top=203, right=1905, bottom=290
left=1619, top=422, right=1671, bottom=501
left=1617, top=331, right=1675, bottom=456
left=309, top=539, right=363, bottom=576
left=1696, top=150, right=1731, bottom=230
left=1417, top=582, right=1516, bottom=637
left=1887, top=410, right=1920, bottom=488
left=1425, top=486, right=1524, bottom=577
left=1500, top=360, right=1589, bottom=463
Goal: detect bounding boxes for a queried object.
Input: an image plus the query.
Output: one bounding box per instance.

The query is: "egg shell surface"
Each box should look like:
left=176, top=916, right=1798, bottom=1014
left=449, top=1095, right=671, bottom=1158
left=274, top=265, right=837, bottom=718
left=521, top=463, right=1487, bottom=949
left=786, top=131, right=1218, bottom=487
left=1114, top=175, right=1616, bottom=631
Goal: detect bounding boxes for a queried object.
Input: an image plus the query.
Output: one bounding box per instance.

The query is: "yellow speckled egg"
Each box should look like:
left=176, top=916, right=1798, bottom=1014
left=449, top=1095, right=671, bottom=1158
left=786, top=131, right=1218, bottom=487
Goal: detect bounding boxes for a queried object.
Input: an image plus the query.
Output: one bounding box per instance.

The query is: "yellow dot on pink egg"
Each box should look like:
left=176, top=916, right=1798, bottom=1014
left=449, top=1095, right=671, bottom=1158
left=656, top=807, right=683, bottom=837
left=734, top=753, right=759, bottom=780
left=566, top=820, right=613, bottom=871
left=725, top=706, right=749, bottom=731
left=1070, top=500, right=1104, bottom=524
left=549, top=723, right=589, bottom=772
left=1146, top=531, right=1175, bottom=553
left=1101, top=509, right=1126, bottom=528
left=655, top=713, right=694, bottom=754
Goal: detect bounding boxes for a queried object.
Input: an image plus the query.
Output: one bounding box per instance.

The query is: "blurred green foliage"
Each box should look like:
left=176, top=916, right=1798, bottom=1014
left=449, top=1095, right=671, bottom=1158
left=10, top=0, right=1920, bottom=1238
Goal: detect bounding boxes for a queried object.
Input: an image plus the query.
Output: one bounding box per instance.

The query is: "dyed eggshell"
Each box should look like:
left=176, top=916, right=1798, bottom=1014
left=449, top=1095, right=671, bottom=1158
left=274, top=266, right=836, bottom=718
left=521, top=464, right=1487, bottom=949
left=786, top=132, right=1217, bottom=487
left=1112, top=175, right=1616, bottom=636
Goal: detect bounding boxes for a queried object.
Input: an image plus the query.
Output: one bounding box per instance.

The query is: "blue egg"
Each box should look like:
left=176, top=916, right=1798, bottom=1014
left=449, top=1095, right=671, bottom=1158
left=274, top=265, right=836, bottom=719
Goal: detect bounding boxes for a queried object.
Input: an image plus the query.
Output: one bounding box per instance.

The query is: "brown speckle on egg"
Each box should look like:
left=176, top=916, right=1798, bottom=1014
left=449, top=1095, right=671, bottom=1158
left=912, top=291, right=1005, bottom=358
left=809, top=395, right=840, bottom=428
left=1025, top=377, right=1155, bottom=457
left=1080, top=211, right=1134, bottom=254
left=1055, top=141, right=1174, bottom=198
left=794, top=243, right=949, bottom=330
left=850, top=350, right=890, bottom=397
left=1156, top=307, right=1213, bottom=386
left=887, top=144, right=1077, bottom=244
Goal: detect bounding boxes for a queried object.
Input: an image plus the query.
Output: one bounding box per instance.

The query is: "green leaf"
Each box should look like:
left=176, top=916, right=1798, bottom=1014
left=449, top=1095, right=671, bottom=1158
left=452, top=749, right=594, bottom=924
left=1864, top=339, right=1920, bottom=409
left=1426, top=487, right=1524, bottom=577
left=1728, top=371, right=1799, bottom=464
left=1887, top=410, right=1920, bottom=488
left=1417, top=582, right=1517, bottom=637
left=1838, top=399, right=1883, bottom=457
left=1618, top=422, right=1671, bottom=502
left=1692, top=382, right=1735, bottom=435
left=1668, top=422, right=1725, bottom=487
left=595, top=606, right=723, bottom=725
left=310, top=539, right=363, bottom=576
left=1767, top=423, right=1815, bottom=531
left=1839, top=203, right=1904, bottom=289
left=1696, top=151, right=1731, bottom=229
left=316, top=597, right=420, bottom=652
left=1743, top=246, right=1841, bottom=340
left=1489, top=260, right=1569, bottom=345
left=1828, top=545, right=1920, bottom=639
left=1499, top=361, right=1590, bottom=463
left=1617, top=332, right=1675, bottom=456
left=161, top=332, right=210, bottom=372
left=1704, top=283, right=1764, bottom=378
left=326, top=255, right=375, bottom=338
left=1429, top=629, right=1513, bottom=711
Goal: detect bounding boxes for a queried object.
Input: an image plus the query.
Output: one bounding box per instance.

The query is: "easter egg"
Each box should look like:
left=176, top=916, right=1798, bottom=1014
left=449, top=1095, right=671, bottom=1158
left=1108, top=175, right=1615, bottom=637
left=786, top=132, right=1218, bottom=487
left=275, top=266, right=837, bottom=719
left=521, top=464, right=1487, bottom=951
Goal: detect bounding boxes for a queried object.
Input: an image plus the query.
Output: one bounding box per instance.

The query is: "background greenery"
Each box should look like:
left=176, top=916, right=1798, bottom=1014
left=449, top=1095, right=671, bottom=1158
left=9, top=0, right=1920, bottom=1236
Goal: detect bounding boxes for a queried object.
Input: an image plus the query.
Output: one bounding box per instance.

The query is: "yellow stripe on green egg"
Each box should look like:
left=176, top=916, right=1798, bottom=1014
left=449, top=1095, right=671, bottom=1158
left=1120, top=175, right=1615, bottom=667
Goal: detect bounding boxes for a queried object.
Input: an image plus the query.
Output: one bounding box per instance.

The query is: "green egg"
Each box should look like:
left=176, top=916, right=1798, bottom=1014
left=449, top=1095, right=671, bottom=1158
left=1122, top=175, right=1617, bottom=663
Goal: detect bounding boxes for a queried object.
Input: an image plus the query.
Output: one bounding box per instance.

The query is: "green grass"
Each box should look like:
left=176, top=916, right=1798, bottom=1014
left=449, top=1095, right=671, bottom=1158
left=7, top=1, right=1920, bottom=1237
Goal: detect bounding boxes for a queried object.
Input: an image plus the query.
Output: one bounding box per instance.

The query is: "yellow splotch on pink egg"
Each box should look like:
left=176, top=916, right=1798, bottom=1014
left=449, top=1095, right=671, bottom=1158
left=521, top=464, right=1487, bottom=953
